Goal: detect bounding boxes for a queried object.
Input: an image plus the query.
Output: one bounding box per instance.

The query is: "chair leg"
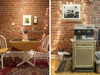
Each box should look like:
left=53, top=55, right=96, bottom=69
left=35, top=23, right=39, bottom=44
left=34, top=51, right=37, bottom=65
left=39, top=52, right=41, bottom=59
left=46, top=53, right=49, bottom=64
left=33, top=51, right=35, bottom=58
left=43, top=52, right=47, bottom=59
left=1, top=55, right=3, bottom=69
left=10, top=51, right=14, bottom=61
left=43, top=52, right=46, bottom=58
left=38, top=52, right=41, bottom=59
left=4, top=53, right=7, bottom=60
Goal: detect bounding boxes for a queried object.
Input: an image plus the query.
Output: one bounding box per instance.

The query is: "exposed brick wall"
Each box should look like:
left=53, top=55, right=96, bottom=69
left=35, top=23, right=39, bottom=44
left=0, top=0, right=49, bottom=48
left=51, top=0, right=100, bottom=52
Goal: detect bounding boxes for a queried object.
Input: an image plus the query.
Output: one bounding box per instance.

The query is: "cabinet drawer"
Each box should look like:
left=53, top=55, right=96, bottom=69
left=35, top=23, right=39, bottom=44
left=74, top=43, right=94, bottom=47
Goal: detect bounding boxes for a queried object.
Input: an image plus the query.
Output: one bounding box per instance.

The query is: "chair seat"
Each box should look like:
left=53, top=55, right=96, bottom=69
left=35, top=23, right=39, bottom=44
left=7, top=48, right=11, bottom=51
left=0, top=48, right=9, bottom=54
left=35, top=47, right=48, bottom=52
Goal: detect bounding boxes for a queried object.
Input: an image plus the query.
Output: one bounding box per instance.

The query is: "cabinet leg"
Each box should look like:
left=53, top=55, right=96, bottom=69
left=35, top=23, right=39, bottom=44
left=55, top=71, right=58, bottom=73
left=71, top=70, right=73, bottom=73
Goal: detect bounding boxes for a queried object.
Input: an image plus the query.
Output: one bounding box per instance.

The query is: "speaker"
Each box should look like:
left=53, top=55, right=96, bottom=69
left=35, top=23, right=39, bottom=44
left=98, top=29, right=100, bottom=40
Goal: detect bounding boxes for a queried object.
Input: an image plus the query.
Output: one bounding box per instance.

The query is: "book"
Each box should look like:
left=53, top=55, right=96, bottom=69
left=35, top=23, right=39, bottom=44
left=58, top=51, right=70, bottom=55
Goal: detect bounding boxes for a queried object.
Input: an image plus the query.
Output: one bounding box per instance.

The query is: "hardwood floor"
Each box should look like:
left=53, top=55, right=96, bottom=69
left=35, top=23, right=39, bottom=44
left=51, top=59, right=100, bottom=75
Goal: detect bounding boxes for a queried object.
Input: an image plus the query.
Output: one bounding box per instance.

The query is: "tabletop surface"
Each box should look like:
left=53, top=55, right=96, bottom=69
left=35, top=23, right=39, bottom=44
left=9, top=39, right=41, bottom=50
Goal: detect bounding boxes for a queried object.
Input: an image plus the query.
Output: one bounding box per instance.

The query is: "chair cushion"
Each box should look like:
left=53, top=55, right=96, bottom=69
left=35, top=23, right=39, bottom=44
left=0, top=48, right=8, bottom=53
left=34, top=46, right=48, bottom=52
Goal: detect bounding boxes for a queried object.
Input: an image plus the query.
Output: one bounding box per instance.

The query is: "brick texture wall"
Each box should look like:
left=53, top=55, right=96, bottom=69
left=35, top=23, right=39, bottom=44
left=0, top=0, right=49, bottom=48
left=51, top=0, right=100, bottom=52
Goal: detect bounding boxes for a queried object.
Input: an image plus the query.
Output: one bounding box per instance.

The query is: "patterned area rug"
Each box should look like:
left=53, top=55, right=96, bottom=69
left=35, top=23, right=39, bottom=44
left=0, top=57, right=49, bottom=75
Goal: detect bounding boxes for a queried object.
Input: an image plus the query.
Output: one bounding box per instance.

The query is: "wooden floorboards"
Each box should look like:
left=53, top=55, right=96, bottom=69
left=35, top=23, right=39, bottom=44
left=51, top=59, right=100, bottom=75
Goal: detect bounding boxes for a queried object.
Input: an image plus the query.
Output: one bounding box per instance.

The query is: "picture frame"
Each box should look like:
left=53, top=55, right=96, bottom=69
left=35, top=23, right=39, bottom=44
left=60, top=4, right=82, bottom=22
left=23, top=15, right=31, bottom=26
left=33, top=16, right=38, bottom=24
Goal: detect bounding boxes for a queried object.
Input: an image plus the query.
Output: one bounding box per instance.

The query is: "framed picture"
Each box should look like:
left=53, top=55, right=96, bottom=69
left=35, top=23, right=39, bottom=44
left=33, top=16, right=38, bottom=24
left=61, top=4, right=82, bottom=22
left=23, top=15, right=31, bottom=26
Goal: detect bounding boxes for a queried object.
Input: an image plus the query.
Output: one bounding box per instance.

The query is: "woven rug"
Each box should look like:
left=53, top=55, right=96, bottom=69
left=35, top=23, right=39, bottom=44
left=0, top=57, right=49, bottom=75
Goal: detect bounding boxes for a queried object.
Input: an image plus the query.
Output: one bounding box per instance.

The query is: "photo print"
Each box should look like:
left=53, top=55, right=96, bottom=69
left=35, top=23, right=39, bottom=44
left=23, top=15, right=31, bottom=26
left=63, top=4, right=80, bottom=19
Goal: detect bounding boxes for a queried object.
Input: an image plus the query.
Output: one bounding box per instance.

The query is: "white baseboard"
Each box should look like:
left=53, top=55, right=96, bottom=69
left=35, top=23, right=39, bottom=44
left=5, top=51, right=49, bottom=58
left=11, top=51, right=23, bottom=53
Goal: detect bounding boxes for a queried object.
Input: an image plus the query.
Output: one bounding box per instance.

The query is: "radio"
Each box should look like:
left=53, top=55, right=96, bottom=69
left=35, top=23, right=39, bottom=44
left=74, top=25, right=95, bottom=40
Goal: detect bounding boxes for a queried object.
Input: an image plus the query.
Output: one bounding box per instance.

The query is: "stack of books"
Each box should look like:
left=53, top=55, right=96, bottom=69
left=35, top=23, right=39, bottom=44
left=58, top=51, right=70, bottom=55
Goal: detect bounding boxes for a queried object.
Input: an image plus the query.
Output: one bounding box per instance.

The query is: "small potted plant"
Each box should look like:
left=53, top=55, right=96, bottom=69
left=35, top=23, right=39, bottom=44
left=24, top=29, right=29, bottom=34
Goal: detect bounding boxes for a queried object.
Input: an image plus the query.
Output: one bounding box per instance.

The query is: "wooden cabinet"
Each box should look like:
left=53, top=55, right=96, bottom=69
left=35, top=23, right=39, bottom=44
left=72, top=40, right=96, bottom=71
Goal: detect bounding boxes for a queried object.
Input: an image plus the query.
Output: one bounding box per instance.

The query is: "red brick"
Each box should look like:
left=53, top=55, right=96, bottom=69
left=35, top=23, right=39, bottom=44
left=51, top=0, right=99, bottom=51
left=0, top=0, right=49, bottom=49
